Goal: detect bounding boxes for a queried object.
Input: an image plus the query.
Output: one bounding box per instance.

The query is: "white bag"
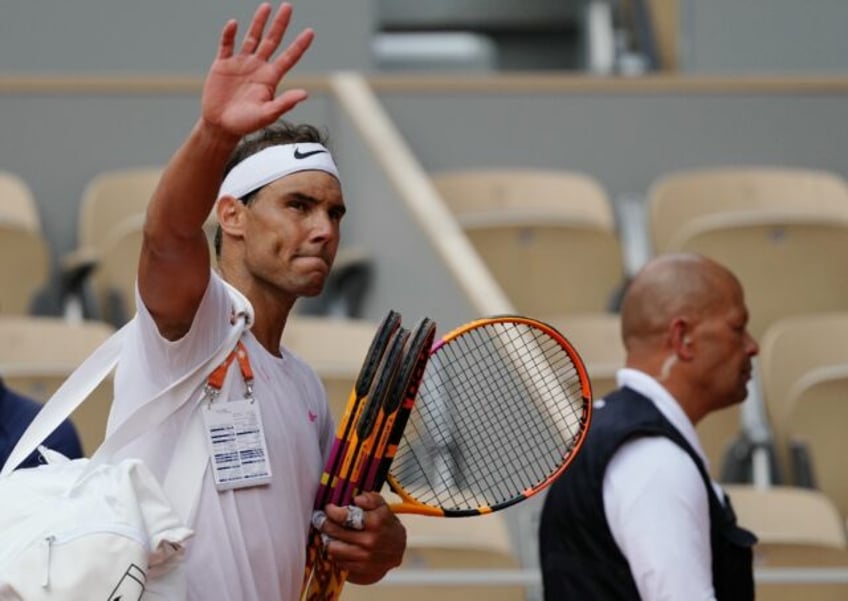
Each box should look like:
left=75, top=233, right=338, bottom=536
left=0, top=282, right=253, bottom=601
left=0, top=452, right=190, bottom=601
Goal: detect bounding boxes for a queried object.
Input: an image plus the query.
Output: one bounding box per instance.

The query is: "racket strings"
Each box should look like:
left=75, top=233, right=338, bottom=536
left=392, top=321, right=588, bottom=512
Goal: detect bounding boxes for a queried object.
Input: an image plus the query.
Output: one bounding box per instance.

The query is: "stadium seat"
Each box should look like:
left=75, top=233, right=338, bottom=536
left=724, top=483, right=848, bottom=601
left=0, top=315, right=116, bottom=455
left=62, top=167, right=222, bottom=325
left=725, top=484, right=847, bottom=550
left=544, top=312, right=624, bottom=400
left=341, top=510, right=526, bottom=600
left=0, top=171, right=51, bottom=315
left=647, top=166, right=848, bottom=340
left=648, top=166, right=848, bottom=254
left=62, top=167, right=163, bottom=323
left=784, top=365, right=848, bottom=520
left=758, top=312, right=848, bottom=492
left=281, top=315, right=379, bottom=422
left=432, top=169, right=626, bottom=316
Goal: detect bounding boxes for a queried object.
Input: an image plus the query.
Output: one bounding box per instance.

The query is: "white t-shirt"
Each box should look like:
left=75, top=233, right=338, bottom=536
left=602, top=368, right=726, bottom=601
left=108, top=272, right=334, bottom=601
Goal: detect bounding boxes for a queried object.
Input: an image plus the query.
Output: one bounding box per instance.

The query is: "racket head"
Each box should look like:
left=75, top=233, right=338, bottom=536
left=355, top=310, right=402, bottom=397
left=387, top=316, right=592, bottom=517
left=334, top=327, right=409, bottom=505
left=355, top=327, right=409, bottom=441
left=362, top=317, right=437, bottom=493
left=313, top=309, right=401, bottom=508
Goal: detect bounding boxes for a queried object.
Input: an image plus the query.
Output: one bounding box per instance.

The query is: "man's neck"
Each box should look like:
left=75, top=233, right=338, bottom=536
left=216, top=266, right=296, bottom=358
left=249, top=303, right=291, bottom=357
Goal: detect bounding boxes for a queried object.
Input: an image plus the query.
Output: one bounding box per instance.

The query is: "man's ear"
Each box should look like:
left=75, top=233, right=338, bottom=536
left=216, top=195, right=246, bottom=240
left=669, top=318, right=695, bottom=360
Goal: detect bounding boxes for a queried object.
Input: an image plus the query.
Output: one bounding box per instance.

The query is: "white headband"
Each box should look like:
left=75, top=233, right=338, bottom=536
left=219, top=143, right=340, bottom=199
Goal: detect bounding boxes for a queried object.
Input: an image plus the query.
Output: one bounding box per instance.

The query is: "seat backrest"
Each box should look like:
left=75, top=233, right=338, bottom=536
left=78, top=167, right=163, bottom=253
left=759, top=313, right=848, bottom=481
left=340, top=501, right=527, bottom=601
left=648, top=166, right=848, bottom=254
left=0, top=226, right=51, bottom=315
left=724, top=484, right=847, bottom=548
left=695, top=403, right=743, bottom=482
left=0, top=171, right=42, bottom=232
left=544, top=313, right=624, bottom=400
left=433, top=168, right=615, bottom=227
left=785, top=367, right=848, bottom=519
left=281, top=315, right=378, bottom=421
left=342, top=581, right=526, bottom=601
left=433, top=169, right=625, bottom=315
left=0, top=172, right=51, bottom=315
left=669, top=215, right=848, bottom=340
left=725, top=483, right=848, bottom=600
left=87, top=211, right=219, bottom=326
left=0, top=316, right=116, bottom=455
left=399, top=511, right=519, bottom=569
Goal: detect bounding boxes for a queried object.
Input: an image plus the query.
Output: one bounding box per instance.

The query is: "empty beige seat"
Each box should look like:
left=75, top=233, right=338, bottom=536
left=544, top=313, right=624, bottom=400
left=342, top=507, right=525, bottom=600
left=0, top=171, right=51, bottom=315
left=725, top=484, right=847, bottom=550
left=759, top=313, right=848, bottom=487
left=785, top=366, right=848, bottom=519
left=77, top=167, right=164, bottom=256
left=64, top=168, right=222, bottom=324
left=724, top=484, right=848, bottom=601
left=694, top=402, right=744, bottom=482
left=62, top=167, right=163, bottom=323
left=0, top=316, right=116, bottom=455
left=670, top=215, right=848, bottom=340
left=281, top=315, right=380, bottom=422
left=648, top=167, right=848, bottom=340
left=433, top=169, right=625, bottom=316
left=649, top=166, right=848, bottom=254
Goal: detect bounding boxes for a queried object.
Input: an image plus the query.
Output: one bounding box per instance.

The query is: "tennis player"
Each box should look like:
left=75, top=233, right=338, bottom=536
left=106, top=3, right=405, bottom=599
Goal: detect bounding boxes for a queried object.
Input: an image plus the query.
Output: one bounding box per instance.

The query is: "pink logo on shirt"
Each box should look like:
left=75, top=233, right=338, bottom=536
left=308, top=410, right=318, bottom=423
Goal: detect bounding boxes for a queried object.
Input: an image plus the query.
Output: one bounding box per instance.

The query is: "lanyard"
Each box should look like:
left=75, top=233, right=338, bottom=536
left=202, top=340, right=254, bottom=403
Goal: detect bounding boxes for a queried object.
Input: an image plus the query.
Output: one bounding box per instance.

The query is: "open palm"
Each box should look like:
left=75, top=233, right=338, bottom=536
left=201, top=3, right=314, bottom=138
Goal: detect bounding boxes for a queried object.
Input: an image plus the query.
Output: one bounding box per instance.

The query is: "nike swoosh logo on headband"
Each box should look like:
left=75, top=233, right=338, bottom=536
left=294, top=147, right=328, bottom=160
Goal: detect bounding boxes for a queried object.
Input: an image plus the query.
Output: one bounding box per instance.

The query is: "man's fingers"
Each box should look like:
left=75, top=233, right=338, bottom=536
left=240, top=2, right=272, bottom=55
left=272, top=28, right=314, bottom=76
left=256, top=2, right=294, bottom=60
left=217, top=19, right=238, bottom=60
left=352, top=491, right=389, bottom=511
left=263, top=89, right=309, bottom=123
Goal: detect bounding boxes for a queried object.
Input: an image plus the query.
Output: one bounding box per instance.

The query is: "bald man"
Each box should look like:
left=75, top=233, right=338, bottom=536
left=538, top=253, right=759, bottom=600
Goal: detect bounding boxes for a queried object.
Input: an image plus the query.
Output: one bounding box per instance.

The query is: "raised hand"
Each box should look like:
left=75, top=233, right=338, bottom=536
left=201, top=2, right=314, bottom=140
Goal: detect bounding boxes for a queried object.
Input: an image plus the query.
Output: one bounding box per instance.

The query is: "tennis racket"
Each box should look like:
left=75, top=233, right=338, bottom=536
left=361, top=317, right=438, bottom=494
left=302, top=310, right=401, bottom=595
left=311, top=310, right=401, bottom=507
left=386, top=315, right=592, bottom=517
left=304, top=318, right=437, bottom=601
left=329, top=326, right=409, bottom=506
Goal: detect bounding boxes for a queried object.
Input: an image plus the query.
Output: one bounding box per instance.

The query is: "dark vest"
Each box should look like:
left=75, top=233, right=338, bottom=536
left=539, top=386, right=756, bottom=600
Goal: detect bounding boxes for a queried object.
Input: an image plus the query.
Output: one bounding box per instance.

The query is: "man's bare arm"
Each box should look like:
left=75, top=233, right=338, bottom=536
left=138, top=2, right=314, bottom=339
